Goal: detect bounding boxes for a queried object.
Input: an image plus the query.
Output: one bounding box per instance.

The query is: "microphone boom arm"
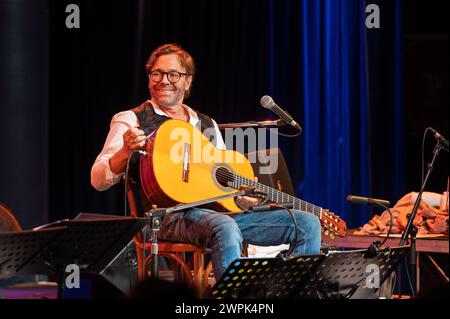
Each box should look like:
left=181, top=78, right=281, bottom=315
left=218, top=119, right=287, bottom=129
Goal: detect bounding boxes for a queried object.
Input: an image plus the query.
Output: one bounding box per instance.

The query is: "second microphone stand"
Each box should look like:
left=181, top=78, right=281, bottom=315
left=400, top=140, right=446, bottom=295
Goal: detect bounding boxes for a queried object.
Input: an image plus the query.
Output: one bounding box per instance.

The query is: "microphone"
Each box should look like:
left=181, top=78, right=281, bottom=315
left=250, top=202, right=294, bottom=212
left=429, top=128, right=449, bottom=151
left=346, top=195, right=391, bottom=207
left=260, top=95, right=302, bottom=133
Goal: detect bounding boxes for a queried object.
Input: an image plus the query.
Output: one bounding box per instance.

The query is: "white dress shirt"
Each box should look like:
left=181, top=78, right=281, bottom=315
left=90, top=100, right=226, bottom=191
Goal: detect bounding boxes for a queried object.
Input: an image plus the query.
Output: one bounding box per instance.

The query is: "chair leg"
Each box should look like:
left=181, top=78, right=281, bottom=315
left=136, top=245, right=144, bottom=281
left=175, top=252, right=185, bottom=282
left=158, top=252, right=193, bottom=285
left=192, top=252, right=204, bottom=298
left=168, top=258, right=178, bottom=280
left=203, top=261, right=213, bottom=294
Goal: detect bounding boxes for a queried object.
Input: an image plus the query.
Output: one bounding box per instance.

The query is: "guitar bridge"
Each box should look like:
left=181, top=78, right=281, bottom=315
left=182, top=143, right=190, bottom=183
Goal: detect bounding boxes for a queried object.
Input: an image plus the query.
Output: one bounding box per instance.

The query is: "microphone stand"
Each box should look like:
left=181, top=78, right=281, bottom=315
left=347, top=199, right=394, bottom=257
left=144, top=188, right=260, bottom=280
left=399, top=140, right=445, bottom=295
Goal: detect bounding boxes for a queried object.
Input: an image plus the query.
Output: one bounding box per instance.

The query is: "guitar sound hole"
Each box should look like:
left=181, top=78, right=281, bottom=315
left=215, top=167, right=235, bottom=188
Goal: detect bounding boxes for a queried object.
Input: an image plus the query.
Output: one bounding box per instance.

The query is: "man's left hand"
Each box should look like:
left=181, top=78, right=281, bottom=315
left=235, top=177, right=263, bottom=210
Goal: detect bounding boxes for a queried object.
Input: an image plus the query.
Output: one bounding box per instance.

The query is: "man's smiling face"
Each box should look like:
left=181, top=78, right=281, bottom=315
left=148, top=54, right=192, bottom=109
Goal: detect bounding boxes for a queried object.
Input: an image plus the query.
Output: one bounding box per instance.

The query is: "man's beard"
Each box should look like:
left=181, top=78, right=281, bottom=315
left=150, top=85, right=184, bottom=108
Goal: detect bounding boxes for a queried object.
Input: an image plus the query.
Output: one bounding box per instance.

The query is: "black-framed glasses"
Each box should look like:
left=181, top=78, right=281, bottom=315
left=148, top=70, right=190, bottom=84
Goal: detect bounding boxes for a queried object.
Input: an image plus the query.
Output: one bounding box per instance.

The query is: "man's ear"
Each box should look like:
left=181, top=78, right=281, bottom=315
left=185, top=75, right=192, bottom=92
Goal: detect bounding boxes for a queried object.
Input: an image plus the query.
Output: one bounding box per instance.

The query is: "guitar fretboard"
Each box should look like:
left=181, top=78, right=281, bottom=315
left=229, top=174, right=323, bottom=218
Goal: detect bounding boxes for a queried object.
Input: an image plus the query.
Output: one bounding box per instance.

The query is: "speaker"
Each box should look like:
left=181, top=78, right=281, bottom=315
left=100, top=239, right=139, bottom=295
left=67, top=213, right=140, bottom=297
left=60, top=239, right=139, bottom=299
left=245, top=148, right=295, bottom=196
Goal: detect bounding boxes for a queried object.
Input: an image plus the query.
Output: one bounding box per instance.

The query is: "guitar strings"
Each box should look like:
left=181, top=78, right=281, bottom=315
left=216, top=170, right=300, bottom=202
left=214, top=170, right=323, bottom=217
left=214, top=170, right=340, bottom=233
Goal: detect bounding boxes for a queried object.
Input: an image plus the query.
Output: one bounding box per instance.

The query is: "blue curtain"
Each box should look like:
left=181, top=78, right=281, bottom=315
left=299, top=0, right=370, bottom=228
left=267, top=0, right=404, bottom=229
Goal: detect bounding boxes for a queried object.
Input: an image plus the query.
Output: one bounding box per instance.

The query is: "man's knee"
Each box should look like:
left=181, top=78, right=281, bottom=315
left=211, top=215, right=243, bottom=242
left=308, top=215, right=322, bottom=238
left=294, top=211, right=321, bottom=238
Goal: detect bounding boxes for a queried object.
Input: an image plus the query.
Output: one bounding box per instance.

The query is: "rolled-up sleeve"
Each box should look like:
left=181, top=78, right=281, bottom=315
left=90, top=111, right=138, bottom=191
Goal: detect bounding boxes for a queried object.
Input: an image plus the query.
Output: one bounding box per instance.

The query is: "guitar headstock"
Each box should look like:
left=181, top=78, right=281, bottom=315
left=320, top=209, right=347, bottom=238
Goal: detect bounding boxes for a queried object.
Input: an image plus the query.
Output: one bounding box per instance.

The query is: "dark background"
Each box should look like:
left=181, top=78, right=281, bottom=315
left=0, top=0, right=448, bottom=229
left=404, top=0, right=449, bottom=201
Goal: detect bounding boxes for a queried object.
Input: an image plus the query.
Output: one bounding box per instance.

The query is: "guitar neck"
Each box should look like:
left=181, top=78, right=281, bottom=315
left=231, top=175, right=323, bottom=218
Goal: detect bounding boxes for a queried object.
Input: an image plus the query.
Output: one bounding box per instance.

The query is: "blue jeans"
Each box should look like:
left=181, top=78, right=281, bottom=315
left=159, top=208, right=322, bottom=280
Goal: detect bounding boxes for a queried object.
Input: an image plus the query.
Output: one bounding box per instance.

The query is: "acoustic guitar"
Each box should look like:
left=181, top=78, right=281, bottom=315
left=139, top=119, right=347, bottom=238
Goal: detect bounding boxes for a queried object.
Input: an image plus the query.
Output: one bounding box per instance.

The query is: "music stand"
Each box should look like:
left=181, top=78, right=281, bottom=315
left=209, top=246, right=410, bottom=299
left=208, top=254, right=325, bottom=299
left=0, top=227, right=65, bottom=280
left=296, top=246, right=410, bottom=299
left=36, top=216, right=148, bottom=298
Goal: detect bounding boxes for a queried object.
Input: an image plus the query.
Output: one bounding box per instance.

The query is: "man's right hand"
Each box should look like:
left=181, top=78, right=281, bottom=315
left=121, top=127, right=146, bottom=155
left=109, top=127, right=146, bottom=175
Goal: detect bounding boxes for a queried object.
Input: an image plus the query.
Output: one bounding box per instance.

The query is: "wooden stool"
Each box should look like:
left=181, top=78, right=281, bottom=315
left=134, top=237, right=212, bottom=297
